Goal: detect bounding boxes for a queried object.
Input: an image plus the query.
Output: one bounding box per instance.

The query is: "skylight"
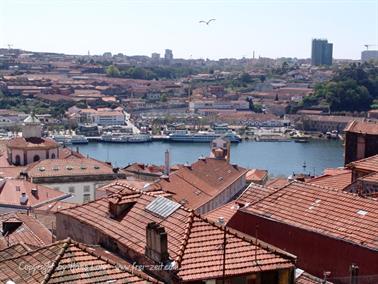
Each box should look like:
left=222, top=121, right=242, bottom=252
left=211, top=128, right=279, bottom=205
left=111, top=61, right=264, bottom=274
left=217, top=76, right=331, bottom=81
left=145, top=196, right=181, bottom=218
left=357, top=209, right=368, bottom=216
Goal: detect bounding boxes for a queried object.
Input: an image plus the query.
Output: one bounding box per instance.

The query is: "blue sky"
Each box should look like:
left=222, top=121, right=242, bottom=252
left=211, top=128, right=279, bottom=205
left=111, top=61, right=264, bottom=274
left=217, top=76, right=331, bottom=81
left=1, top=0, right=377, bottom=59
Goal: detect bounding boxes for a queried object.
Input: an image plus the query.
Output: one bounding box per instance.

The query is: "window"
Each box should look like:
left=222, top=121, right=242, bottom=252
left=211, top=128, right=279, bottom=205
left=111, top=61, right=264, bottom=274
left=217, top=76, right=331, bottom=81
left=84, top=185, right=90, bottom=192
left=83, top=193, right=91, bottom=203
left=51, top=153, right=56, bottom=159
left=68, top=187, right=75, bottom=193
left=14, top=155, right=21, bottom=166
left=33, top=155, right=40, bottom=162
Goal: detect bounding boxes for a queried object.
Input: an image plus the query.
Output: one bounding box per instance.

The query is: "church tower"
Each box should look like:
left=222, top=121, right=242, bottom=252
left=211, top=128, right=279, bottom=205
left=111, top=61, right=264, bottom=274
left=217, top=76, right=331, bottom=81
left=22, top=113, right=42, bottom=138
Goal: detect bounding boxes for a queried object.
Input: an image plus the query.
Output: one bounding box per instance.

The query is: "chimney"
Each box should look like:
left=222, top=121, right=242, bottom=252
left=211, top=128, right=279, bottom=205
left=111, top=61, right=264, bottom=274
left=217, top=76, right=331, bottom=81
left=19, top=192, right=28, bottom=205
left=31, top=187, right=38, bottom=197
left=184, top=162, right=191, bottom=170
left=217, top=217, right=225, bottom=225
left=350, top=264, right=359, bottom=284
left=145, top=222, right=169, bottom=263
left=108, top=195, right=137, bottom=219
left=164, top=149, right=170, bottom=175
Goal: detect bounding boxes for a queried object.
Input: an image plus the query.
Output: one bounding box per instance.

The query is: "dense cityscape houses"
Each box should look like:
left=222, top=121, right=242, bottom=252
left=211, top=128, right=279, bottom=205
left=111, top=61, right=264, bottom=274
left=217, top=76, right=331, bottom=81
left=0, top=47, right=377, bottom=283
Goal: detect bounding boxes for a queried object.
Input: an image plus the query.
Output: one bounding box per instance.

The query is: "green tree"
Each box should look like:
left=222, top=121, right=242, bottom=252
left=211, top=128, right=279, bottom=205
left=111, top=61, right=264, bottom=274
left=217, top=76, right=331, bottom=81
left=106, top=65, right=120, bottom=77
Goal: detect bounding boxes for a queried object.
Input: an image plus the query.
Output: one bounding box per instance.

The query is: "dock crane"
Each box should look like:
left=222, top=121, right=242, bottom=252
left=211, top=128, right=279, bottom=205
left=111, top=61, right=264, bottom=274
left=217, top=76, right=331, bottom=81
left=364, top=44, right=378, bottom=50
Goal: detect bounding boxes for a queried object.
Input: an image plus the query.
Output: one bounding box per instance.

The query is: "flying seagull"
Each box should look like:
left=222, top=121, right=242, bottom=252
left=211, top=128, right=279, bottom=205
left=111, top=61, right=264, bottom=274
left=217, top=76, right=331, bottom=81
left=199, top=19, right=216, bottom=25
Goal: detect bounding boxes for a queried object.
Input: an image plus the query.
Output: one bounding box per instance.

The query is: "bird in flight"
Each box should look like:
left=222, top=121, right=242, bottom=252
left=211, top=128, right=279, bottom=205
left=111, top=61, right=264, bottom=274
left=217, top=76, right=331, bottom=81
left=199, top=19, right=216, bottom=25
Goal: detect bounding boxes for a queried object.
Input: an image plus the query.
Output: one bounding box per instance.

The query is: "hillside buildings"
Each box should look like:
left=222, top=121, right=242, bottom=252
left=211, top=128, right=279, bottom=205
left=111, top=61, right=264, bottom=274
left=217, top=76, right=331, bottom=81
left=311, top=39, right=333, bottom=66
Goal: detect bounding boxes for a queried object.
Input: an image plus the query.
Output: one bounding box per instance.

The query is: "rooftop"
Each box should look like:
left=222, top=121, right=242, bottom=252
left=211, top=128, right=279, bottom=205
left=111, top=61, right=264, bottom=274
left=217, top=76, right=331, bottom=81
left=346, top=154, right=378, bottom=173
left=308, top=171, right=352, bottom=191
left=155, top=158, right=247, bottom=209
left=0, top=238, right=161, bottom=283
left=6, top=137, right=59, bottom=150
left=58, top=191, right=295, bottom=281
left=0, top=212, right=53, bottom=249
left=240, top=181, right=378, bottom=251
left=0, top=179, right=69, bottom=207
left=344, top=120, right=378, bottom=135
left=26, top=158, right=115, bottom=178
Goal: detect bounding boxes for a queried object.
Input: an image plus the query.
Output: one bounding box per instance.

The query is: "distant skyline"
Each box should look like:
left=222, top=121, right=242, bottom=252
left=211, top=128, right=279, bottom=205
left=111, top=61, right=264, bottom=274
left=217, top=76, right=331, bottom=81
left=1, top=0, right=377, bottom=60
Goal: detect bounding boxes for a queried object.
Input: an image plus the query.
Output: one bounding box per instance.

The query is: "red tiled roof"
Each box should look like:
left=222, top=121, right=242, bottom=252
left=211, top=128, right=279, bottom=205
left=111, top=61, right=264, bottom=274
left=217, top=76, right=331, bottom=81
left=241, top=181, right=378, bottom=250
left=155, top=158, right=247, bottom=209
left=308, top=171, right=352, bottom=191
left=0, top=243, right=31, bottom=261
left=0, top=238, right=161, bottom=283
left=99, top=179, right=169, bottom=197
left=246, top=169, right=268, bottom=182
left=266, top=177, right=289, bottom=189
left=0, top=212, right=53, bottom=249
left=238, top=183, right=278, bottom=205
left=0, top=167, right=23, bottom=178
left=6, top=137, right=59, bottom=150
left=204, top=201, right=240, bottom=224
left=26, top=158, right=115, bottom=178
left=0, top=179, right=68, bottom=207
left=346, top=154, right=378, bottom=172
left=58, top=147, right=85, bottom=159
left=58, top=191, right=295, bottom=281
left=344, top=120, right=378, bottom=135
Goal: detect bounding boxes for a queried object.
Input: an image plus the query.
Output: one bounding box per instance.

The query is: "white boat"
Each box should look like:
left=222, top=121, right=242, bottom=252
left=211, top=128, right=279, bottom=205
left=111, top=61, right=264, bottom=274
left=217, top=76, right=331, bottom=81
left=101, top=132, right=129, bottom=143
left=101, top=132, right=151, bottom=143
left=71, top=135, right=89, bottom=144
left=126, top=134, right=152, bottom=143
left=52, top=135, right=72, bottom=145
left=169, top=130, right=241, bottom=143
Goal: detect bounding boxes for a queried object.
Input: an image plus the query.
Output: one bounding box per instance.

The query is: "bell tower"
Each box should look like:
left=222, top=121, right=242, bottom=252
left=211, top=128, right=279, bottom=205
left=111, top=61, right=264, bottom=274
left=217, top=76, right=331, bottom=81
left=22, top=113, right=42, bottom=138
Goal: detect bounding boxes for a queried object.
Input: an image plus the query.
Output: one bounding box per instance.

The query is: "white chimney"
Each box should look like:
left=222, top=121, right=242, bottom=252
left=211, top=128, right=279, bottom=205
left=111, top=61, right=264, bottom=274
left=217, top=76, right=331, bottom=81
left=164, top=149, right=170, bottom=175
left=19, top=192, right=28, bottom=205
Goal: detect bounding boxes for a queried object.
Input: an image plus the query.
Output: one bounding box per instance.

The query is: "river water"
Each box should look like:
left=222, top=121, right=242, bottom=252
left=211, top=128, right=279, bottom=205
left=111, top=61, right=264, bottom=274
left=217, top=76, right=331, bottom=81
left=72, top=140, right=344, bottom=177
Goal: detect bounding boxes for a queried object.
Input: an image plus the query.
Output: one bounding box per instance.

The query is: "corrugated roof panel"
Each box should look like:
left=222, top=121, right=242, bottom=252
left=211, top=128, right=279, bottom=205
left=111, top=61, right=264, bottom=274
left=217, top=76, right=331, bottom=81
left=145, top=196, right=181, bottom=218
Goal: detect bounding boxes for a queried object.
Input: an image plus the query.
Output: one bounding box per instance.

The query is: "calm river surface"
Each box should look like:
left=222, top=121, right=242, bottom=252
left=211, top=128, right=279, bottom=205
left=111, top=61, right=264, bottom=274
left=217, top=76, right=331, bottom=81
left=72, top=140, right=344, bottom=177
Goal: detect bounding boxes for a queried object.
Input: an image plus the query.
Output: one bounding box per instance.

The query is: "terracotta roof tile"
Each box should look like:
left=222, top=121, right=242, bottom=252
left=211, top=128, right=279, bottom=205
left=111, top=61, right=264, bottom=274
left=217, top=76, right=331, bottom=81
left=246, top=169, right=268, bottom=182
left=0, top=239, right=161, bottom=283
left=344, top=120, right=378, bottom=135
left=58, top=191, right=295, bottom=281
left=347, top=154, right=378, bottom=173
left=26, top=158, right=115, bottom=178
left=308, top=171, right=352, bottom=191
left=0, top=179, right=69, bottom=207
left=0, top=212, right=53, bottom=249
left=242, top=181, right=378, bottom=250
left=204, top=201, right=240, bottom=224
left=6, top=137, right=59, bottom=150
left=0, top=243, right=31, bottom=261
left=266, top=177, right=289, bottom=189
left=156, top=158, right=247, bottom=209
